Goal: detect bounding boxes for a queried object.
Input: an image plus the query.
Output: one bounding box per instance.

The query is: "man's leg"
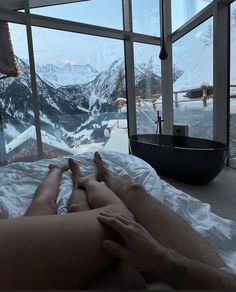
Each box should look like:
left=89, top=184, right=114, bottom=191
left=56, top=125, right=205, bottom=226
left=24, top=163, right=68, bottom=216
left=93, top=152, right=225, bottom=268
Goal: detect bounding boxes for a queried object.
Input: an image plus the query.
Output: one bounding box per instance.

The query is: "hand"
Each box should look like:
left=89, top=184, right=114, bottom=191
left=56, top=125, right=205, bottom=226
left=98, top=210, right=173, bottom=282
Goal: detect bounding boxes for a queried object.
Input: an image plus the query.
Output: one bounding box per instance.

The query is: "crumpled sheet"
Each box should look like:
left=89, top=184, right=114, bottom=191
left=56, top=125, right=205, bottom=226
left=0, top=150, right=235, bottom=274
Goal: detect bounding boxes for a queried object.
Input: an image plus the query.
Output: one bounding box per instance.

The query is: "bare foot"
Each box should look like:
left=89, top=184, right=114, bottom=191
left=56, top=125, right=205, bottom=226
left=48, top=163, right=69, bottom=172
left=93, top=152, right=132, bottom=198
left=93, top=152, right=109, bottom=182
left=68, top=158, right=82, bottom=187
left=68, top=158, right=97, bottom=188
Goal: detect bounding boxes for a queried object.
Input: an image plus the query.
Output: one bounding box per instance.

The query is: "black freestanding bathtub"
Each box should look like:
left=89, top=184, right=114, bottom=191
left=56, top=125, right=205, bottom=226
left=129, top=134, right=228, bottom=184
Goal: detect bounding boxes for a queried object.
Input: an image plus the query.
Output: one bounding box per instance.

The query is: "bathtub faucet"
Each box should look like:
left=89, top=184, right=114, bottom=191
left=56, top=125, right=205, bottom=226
left=155, top=111, right=164, bottom=135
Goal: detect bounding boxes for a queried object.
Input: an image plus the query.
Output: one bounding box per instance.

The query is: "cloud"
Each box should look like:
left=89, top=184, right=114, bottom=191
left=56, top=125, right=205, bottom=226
left=62, top=58, right=81, bottom=65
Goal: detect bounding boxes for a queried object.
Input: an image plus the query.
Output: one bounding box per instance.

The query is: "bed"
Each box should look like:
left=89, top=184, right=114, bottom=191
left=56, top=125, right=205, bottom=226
left=0, top=150, right=235, bottom=288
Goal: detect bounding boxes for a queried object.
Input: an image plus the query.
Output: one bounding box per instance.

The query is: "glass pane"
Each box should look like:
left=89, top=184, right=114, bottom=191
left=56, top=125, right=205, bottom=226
left=134, top=43, right=162, bottom=134
left=173, top=18, right=213, bottom=139
left=31, top=0, right=123, bottom=30
left=230, top=1, right=236, bottom=168
left=132, top=0, right=160, bottom=36
left=32, top=27, right=128, bottom=157
left=0, top=23, right=37, bottom=165
left=172, top=0, right=213, bottom=32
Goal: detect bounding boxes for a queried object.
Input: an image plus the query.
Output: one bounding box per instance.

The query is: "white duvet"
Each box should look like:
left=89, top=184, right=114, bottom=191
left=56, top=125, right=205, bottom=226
left=0, top=150, right=236, bottom=274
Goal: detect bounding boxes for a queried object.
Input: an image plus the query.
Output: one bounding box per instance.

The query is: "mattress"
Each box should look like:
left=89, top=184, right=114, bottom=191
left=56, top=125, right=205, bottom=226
left=0, top=150, right=236, bottom=275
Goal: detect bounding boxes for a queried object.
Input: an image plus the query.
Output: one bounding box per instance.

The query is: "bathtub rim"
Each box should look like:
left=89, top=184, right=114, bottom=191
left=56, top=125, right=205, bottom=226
left=129, top=134, right=228, bottom=152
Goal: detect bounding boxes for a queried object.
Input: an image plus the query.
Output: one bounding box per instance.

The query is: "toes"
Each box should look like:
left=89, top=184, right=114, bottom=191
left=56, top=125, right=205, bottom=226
left=94, top=152, right=102, bottom=161
left=93, top=152, right=107, bottom=170
left=93, top=152, right=103, bottom=166
left=68, top=158, right=77, bottom=169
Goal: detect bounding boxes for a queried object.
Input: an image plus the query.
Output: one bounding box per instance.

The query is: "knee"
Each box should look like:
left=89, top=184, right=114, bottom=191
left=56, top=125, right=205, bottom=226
left=67, top=202, right=90, bottom=213
left=125, top=182, right=145, bottom=195
left=34, top=198, right=58, bottom=214
left=67, top=203, right=80, bottom=213
left=104, top=203, right=135, bottom=220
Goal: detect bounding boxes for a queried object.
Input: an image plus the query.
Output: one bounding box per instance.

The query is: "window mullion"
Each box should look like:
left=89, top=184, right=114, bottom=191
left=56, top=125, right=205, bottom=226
left=161, top=0, right=173, bottom=134
left=25, top=3, right=43, bottom=160
left=213, top=0, right=230, bottom=144
left=172, top=2, right=214, bottom=43
left=122, top=0, right=137, bottom=136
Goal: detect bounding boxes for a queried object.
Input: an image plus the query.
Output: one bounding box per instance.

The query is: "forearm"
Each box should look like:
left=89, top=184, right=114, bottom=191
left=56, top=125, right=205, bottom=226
left=162, top=251, right=236, bottom=289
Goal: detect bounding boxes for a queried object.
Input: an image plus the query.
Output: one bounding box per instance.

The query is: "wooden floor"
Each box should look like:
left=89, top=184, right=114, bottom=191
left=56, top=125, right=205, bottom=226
left=162, top=167, right=236, bottom=221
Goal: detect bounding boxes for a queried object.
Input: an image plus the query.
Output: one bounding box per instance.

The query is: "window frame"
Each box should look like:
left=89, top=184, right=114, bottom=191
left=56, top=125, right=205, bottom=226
left=0, top=0, right=234, bottom=164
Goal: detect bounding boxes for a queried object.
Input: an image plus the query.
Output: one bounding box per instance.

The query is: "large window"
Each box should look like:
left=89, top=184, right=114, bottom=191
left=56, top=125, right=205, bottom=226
left=172, top=0, right=213, bottom=32
left=173, top=18, right=213, bottom=139
left=31, top=0, right=123, bottom=30
left=230, top=1, right=236, bottom=168
left=134, top=43, right=162, bottom=134
left=0, top=23, right=38, bottom=164
left=32, top=26, right=128, bottom=156
left=1, top=0, right=234, bottom=168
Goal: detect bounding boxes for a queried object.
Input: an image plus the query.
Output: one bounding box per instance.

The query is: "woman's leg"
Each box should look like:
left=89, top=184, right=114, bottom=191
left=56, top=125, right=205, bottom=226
left=67, top=159, right=90, bottom=213
left=0, top=210, right=125, bottom=289
left=93, top=152, right=226, bottom=268
left=0, top=159, right=138, bottom=289
left=24, top=163, right=68, bottom=216
left=66, top=159, right=144, bottom=289
left=68, top=158, right=133, bottom=218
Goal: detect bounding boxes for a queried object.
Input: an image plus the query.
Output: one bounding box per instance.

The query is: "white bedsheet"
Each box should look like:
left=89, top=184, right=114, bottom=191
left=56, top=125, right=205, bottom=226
left=0, top=150, right=236, bottom=274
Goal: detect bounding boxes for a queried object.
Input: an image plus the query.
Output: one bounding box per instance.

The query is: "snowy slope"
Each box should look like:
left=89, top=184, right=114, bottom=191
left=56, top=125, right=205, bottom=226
left=173, top=42, right=213, bottom=91
left=173, top=22, right=236, bottom=92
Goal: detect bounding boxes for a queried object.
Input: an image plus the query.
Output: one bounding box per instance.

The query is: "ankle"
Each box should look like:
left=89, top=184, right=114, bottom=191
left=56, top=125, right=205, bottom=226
left=97, top=168, right=108, bottom=182
left=67, top=203, right=80, bottom=213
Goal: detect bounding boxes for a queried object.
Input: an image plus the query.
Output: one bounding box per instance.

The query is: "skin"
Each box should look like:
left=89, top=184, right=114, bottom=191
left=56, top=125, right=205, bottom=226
left=0, top=152, right=232, bottom=289
left=93, top=152, right=225, bottom=269
left=98, top=211, right=236, bottom=290
left=0, top=159, right=132, bottom=289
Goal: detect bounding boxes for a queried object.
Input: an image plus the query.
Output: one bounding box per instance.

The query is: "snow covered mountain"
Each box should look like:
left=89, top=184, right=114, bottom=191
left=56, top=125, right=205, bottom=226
left=35, top=63, right=99, bottom=87
left=0, top=55, right=161, bottom=150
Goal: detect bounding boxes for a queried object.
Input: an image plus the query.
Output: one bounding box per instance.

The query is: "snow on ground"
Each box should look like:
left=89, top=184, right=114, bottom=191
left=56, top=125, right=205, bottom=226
left=70, top=119, right=128, bottom=155
left=72, top=142, right=104, bottom=155
left=6, top=125, right=72, bottom=154
left=103, top=120, right=128, bottom=153
left=230, top=98, right=236, bottom=114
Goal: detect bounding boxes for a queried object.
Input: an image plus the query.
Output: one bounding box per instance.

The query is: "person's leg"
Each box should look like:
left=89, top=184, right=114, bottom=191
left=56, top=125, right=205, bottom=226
left=0, top=209, right=127, bottom=289
left=0, top=159, right=137, bottom=289
left=93, top=152, right=226, bottom=268
left=67, top=159, right=90, bottom=213
left=68, top=158, right=133, bottom=218
left=66, top=159, right=144, bottom=289
left=24, top=163, right=68, bottom=216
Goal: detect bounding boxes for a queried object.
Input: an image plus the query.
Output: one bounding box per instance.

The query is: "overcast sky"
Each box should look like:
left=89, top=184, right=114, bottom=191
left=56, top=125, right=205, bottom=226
left=9, top=0, right=213, bottom=71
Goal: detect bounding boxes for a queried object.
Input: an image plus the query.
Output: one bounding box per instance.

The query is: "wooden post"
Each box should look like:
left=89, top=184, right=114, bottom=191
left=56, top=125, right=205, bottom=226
left=174, top=92, right=178, bottom=108
left=203, top=87, right=208, bottom=107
